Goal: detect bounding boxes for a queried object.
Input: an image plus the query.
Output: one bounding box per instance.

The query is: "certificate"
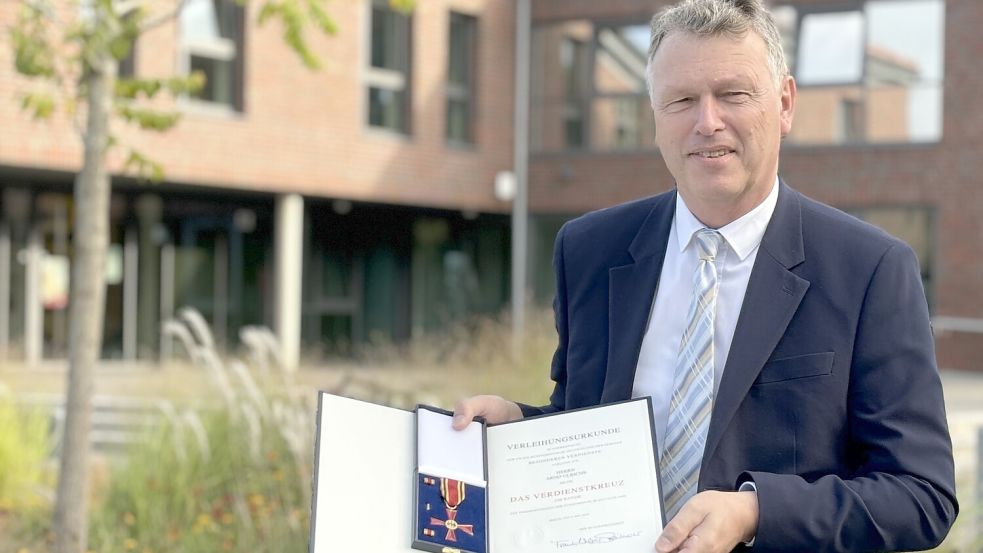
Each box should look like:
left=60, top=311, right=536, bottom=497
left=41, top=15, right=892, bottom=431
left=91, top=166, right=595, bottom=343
left=487, top=399, right=664, bottom=551
left=309, top=394, right=663, bottom=553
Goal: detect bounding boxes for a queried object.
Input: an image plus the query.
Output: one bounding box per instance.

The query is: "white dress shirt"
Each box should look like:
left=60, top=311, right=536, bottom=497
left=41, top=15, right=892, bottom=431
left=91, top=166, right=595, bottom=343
left=632, top=178, right=780, bottom=455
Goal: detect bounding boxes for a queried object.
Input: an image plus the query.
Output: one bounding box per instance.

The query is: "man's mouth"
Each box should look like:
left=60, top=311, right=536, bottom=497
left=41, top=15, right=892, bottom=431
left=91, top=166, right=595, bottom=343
left=690, top=148, right=734, bottom=159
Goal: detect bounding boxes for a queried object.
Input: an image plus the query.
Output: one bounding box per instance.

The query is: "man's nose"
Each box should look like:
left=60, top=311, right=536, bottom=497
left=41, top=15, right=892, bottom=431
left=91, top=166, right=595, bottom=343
left=694, top=97, right=725, bottom=135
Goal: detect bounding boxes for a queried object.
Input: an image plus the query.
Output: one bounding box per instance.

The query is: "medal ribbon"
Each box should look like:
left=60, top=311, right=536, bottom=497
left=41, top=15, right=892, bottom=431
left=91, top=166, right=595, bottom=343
left=439, top=478, right=466, bottom=510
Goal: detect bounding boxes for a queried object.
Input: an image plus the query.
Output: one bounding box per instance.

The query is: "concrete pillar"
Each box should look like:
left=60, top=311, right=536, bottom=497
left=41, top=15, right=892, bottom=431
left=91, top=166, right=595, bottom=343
left=159, top=242, right=175, bottom=360
left=123, top=225, right=139, bottom=360
left=135, top=194, right=162, bottom=358
left=24, top=226, right=43, bottom=366
left=228, top=216, right=245, bottom=336
left=3, top=188, right=31, bottom=357
left=511, top=0, right=531, bottom=348
left=213, top=233, right=228, bottom=347
left=0, top=223, right=10, bottom=359
left=275, top=194, right=304, bottom=370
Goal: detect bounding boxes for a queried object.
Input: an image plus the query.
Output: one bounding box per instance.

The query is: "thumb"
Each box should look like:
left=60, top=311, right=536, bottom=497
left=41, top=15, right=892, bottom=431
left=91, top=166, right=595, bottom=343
left=452, top=399, right=476, bottom=430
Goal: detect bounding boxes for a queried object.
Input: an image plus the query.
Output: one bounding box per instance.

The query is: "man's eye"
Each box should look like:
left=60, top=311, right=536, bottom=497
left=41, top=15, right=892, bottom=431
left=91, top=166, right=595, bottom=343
left=724, top=91, right=750, bottom=101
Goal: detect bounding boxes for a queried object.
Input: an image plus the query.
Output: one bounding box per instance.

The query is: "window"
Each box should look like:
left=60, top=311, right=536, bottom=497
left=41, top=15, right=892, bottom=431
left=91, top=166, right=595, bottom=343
left=784, top=0, right=945, bottom=145
left=561, top=37, right=587, bottom=148
left=367, top=0, right=412, bottom=133
left=849, top=206, right=935, bottom=309
left=530, top=21, right=655, bottom=153
left=591, top=24, right=652, bottom=150
left=836, top=98, right=863, bottom=143
left=615, top=96, right=641, bottom=148
left=447, top=13, right=476, bottom=144
left=119, top=43, right=136, bottom=78
left=179, top=0, right=245, bottom=111
left=530, top=22, right=590, bottom=151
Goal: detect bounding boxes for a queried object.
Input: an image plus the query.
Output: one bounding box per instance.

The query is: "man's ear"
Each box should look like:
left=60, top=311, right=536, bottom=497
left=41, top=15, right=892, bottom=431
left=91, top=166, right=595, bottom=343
left=780, top=76, right=796, bottom=138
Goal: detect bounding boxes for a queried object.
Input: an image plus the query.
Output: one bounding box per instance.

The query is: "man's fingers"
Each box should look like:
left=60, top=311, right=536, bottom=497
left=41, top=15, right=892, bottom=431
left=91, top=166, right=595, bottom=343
left=677, top=517, right=721, bottom=553
left=451, top=395, right=522, bottom=429
left=656, top=513, right=697, bottom=553
left=656, top=495, right=710, bottom=553
left=655, top=491, right=758, bottom=553
left=676, top=533, right=701, bottom=553
left=451, top=399, right=476, bottom=429
left=655, top=529, right=683, bottom=553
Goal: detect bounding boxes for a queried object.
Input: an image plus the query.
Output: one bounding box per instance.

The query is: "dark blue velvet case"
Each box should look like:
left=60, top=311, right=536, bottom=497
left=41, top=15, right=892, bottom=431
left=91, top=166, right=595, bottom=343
left=414, top=473, right=487, bottom=553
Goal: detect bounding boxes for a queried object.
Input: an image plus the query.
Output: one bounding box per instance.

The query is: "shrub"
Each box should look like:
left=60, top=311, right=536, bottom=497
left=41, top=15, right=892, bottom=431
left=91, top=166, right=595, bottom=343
left=0, top=394, right=52, bottom=510
left=0, top=392, right=54, bottom=550
left=89, top=408, right=309, bottom=553
left=88, top=309, right=313, bottom=553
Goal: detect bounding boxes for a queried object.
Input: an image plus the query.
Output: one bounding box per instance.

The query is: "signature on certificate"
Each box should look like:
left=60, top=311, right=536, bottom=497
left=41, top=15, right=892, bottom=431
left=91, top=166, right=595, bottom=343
left=551, top=530, right=643, bottom=548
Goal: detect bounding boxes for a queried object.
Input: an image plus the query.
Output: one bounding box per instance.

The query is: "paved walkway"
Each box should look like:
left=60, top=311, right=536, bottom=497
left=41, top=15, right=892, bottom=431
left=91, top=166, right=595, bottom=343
left=937, top=370, right=983, bottom=550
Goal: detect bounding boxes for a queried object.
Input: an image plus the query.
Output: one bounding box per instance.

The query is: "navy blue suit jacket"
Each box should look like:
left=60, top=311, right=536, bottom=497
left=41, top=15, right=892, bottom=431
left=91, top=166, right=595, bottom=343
left=521, top=182, right=957, bottom=552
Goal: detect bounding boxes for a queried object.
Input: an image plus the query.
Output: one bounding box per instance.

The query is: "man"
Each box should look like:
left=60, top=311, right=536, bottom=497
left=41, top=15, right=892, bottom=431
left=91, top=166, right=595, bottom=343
left=454, top=0, right=958, bottom=551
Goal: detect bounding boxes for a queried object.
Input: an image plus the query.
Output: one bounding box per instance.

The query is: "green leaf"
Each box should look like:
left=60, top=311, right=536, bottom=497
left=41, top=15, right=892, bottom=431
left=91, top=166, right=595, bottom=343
left=11, top=6, right=57, bottom=79
left=256, top=0, right=322, bottom=70
left=20, top=92, right=56, bottom=120
left=123, top=149, right=165, bottom=183
left=116, top=105, right=181, bottom=132
left=115, top=78, right=162, bottom=100
left=257, top=3, right=281, bottom=25
left=167, top=72, right=206, bottom=95
left=389, top=0, right=415, bottom=14
left=114, top=73, right=203, bottom=102
left=109, top=35, right=134, bottom=61
left=308, top=1, right=339, bottom=36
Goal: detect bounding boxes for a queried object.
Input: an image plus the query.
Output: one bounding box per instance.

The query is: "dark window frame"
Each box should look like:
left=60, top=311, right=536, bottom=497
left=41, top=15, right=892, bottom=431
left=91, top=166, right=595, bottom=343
left=179, top=0, right=246, bottom=112
left=119, top=40, right=136, bottom=78
left=846, top=203, right=937, bottom=311
left=366, top=0, right=413, bottom=135
left=446, top=12, right=478, bottom=145
left=561, top=36, right=588, bottom=149
left=531, top=18, right=655, bottom=154
left=784, top=0, right=945, bottom=145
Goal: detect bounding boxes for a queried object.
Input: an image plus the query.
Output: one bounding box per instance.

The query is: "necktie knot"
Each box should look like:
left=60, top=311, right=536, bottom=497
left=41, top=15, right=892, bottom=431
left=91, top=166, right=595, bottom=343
left=695, top=229, right=723, bottom=261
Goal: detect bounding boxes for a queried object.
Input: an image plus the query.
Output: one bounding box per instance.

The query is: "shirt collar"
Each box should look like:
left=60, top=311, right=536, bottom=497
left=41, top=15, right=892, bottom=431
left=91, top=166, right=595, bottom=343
left=674, top=176, right=780, bottom=261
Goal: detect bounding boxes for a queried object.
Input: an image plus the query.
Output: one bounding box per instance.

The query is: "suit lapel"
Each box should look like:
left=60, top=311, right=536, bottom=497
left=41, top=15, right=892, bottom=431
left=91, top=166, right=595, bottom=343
left=702, top=183, right=810, bottom=470
left=601, top=192, right=675, bottom=403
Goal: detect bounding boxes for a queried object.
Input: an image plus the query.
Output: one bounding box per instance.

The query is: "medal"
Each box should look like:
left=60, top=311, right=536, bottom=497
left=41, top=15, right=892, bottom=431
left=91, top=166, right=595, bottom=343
left=429, top=478, right=474, bottom=542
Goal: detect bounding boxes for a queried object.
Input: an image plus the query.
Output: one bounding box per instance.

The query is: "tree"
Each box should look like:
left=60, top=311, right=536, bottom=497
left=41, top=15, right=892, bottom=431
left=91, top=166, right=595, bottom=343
left=8, top=1, right=406, bottom=551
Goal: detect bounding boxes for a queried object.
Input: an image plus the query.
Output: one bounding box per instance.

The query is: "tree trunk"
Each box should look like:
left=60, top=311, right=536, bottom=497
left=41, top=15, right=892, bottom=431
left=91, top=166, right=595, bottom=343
left=52, top=51, right=116, bottom=553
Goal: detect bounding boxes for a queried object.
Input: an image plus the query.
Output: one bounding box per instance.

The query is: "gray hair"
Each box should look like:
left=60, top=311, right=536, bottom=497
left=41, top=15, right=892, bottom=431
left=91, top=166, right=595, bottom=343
left=646, top=0, right=789, bottom=96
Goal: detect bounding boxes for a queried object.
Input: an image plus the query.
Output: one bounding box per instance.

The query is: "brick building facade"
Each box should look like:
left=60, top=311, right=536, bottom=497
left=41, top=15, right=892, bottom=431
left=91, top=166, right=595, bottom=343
left=1, top=0, right=980, bottom=370
left=0, top=0, right=518, bottom=363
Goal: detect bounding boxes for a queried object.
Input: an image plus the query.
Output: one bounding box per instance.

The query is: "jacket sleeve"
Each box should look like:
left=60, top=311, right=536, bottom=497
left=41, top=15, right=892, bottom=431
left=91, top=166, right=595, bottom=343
left=743, top=243, right=958, bottom=552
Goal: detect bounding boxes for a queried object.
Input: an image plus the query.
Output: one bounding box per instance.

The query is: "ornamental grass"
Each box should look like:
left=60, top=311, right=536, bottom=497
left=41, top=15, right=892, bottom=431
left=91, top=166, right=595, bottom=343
left=3, top=307, right=559, bottom=552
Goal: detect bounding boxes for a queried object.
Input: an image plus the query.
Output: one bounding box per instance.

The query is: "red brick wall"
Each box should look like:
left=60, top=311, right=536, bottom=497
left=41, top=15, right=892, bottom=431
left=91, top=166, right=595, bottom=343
left=0, top=0, right=516, bottom=213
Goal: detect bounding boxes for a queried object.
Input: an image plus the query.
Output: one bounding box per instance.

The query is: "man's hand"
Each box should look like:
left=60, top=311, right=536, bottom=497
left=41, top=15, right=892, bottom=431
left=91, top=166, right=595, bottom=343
left=451, top=395, right=523, bottom=429
left=655, top=490, right=759, bottom=553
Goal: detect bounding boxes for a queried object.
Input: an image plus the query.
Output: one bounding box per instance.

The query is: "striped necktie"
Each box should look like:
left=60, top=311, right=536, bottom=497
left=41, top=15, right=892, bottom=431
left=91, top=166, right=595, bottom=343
left=660, top=228, right=724, bottom=520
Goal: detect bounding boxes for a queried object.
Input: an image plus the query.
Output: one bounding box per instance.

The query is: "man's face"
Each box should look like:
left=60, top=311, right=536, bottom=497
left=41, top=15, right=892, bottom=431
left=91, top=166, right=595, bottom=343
left=649, top=31, right=795, bottom=226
